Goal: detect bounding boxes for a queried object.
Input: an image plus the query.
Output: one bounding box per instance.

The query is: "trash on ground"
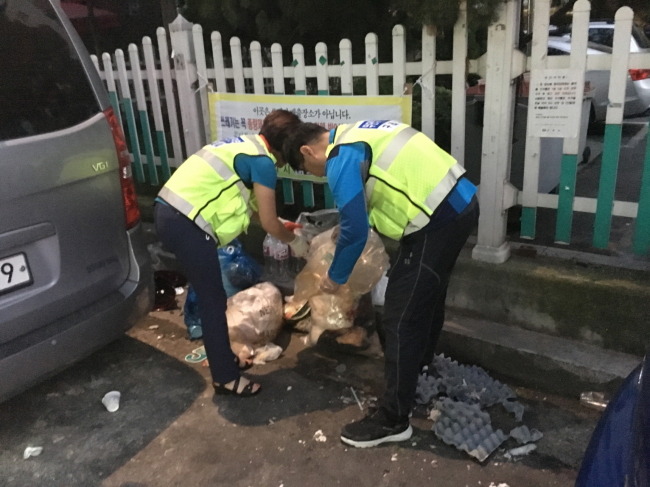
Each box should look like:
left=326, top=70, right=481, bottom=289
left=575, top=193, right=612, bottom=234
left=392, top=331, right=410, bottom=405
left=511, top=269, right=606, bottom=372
left=509, top=425, right=543, bottom=444
left=488, top=483, right=511, bottom=487
left=428, top=409, right=442, bottom=422
left=287, top=386, right=292, bottom=391
left=102, top=391, right=121, bottom=413
left=350, top=387, right=363, bottom=411
left=580, top=391, right=608, bottom=411
left=504, top=443, right=537, bottom=460
left=185, top=346, right=207, bottom=363
left=391, top=453, right=398, bottom=461
left=433, top=398, right=508, bottom=462
left=252, top=343, right=283, bottom=364
left=335, top=364, right=347, bottom=373
left=286, top=226, right=389, bottom=345
left=417, top=354, right=542, bottom=462
left=148, top=325, right=159, bottom=330
left=313, top=430, right=327, bottom=442
left=175, top=286, right=184, bottom=295
left=23, top=446, right=43, bottom=459
left=153, top=273, right=177, bottom=311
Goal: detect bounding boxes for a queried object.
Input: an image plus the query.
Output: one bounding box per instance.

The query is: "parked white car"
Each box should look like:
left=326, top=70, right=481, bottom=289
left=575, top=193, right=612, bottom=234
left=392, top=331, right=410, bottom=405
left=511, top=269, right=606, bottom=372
left=548, top=22, right=650, bottom=122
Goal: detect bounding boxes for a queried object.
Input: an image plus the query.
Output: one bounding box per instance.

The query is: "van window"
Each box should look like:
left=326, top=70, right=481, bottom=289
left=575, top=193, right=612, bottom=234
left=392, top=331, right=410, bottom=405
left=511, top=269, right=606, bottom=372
left=0, top=0, right=100, bottom=141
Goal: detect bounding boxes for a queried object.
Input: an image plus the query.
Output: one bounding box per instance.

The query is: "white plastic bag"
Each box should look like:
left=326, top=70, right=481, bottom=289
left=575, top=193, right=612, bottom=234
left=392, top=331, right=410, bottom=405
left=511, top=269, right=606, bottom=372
left=227, top=282, right=284, bottom=363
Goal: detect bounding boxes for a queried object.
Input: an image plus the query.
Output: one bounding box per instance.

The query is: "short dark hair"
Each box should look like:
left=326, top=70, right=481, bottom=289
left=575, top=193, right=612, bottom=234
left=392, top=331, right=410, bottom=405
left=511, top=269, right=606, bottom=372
left=259, top=109, right=301, bottom=152
left=283, top=123, right=328, bottom=171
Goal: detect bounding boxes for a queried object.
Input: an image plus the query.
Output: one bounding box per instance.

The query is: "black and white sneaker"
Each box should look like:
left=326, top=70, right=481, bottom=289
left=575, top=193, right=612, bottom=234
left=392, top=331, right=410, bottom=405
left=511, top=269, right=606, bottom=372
left=340, top=408, right=413, bottom=448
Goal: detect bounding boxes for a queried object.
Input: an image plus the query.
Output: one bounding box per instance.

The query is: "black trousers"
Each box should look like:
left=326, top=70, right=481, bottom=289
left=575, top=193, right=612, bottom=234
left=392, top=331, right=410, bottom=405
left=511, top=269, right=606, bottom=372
left=154, top=203, right=240, bottom=384
left=380, top=197, right=479, bottom=421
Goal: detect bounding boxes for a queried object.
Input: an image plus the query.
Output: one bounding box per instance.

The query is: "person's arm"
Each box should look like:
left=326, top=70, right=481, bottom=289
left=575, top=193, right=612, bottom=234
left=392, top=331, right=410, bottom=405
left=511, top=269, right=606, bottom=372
left=248, top=155, right=308, bottom=257
left=324, top=144, right=370, bottom=288
left=253, top=183, right=295, bottom=243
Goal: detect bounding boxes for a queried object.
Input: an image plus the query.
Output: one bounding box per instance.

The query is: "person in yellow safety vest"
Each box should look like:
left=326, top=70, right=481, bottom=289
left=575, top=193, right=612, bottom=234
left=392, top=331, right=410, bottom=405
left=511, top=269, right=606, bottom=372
left=155, top=110, right=308, bottom=397
left=283, top=120, right=479, bottom=448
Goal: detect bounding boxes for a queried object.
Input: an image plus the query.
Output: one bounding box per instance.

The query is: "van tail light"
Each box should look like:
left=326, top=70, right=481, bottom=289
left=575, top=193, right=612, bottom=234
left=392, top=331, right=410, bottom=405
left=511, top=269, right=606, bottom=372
left=104, top=107, right=140, bottom=230
left=630, top=69, right=650, bottom=81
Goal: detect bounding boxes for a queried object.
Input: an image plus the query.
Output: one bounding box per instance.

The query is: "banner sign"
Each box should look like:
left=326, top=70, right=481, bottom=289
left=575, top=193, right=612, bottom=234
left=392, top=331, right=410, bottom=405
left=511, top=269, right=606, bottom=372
left=208, top=93, right=412, bottom=182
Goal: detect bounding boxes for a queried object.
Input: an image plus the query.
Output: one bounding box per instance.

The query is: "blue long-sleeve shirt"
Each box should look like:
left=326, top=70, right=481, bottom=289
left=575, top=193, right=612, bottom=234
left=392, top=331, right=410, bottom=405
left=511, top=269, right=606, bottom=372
left=325, top=129, right=477, bottom=285
left=325, top=140, right=371, bottom=284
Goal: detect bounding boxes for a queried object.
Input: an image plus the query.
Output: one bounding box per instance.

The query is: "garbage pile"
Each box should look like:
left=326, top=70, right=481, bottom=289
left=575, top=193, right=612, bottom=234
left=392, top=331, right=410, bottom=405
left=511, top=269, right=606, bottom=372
left=417, top=354, right=543, bottom=462
left=284, top=226, right=390, bottom=346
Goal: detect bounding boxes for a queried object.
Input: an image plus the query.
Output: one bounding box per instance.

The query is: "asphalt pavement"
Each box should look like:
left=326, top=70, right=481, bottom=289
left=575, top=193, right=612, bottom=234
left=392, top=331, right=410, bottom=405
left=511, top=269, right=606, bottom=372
left=0, top=298, right=602, bottom=487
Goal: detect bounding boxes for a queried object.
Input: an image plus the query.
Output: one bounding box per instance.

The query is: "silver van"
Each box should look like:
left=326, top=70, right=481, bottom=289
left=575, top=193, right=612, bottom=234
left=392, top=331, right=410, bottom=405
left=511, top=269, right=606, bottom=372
left=0, top=0, right=153, bottom=401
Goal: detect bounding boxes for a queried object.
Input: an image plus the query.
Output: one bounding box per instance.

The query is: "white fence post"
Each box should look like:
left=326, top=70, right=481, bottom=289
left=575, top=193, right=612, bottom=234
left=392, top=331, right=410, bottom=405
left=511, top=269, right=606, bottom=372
left=392, top=25, right=406, bottom=96
left=157, top=27, right=184, bottom=164
left=421, top=25, right=436, bottom=140
left=192, top=24, right=211, bottom=144
left=451, top=1, right=468, bottom=164
left=472, top=0, right=521, bottom=264
left=230, top=37, right=246, bottom=94
left=365, top=33, right=379, bottom=96
left=339, top=39, right=353, bottom=96
left=271, top=43, right=285, bottom=94
left=520, top=0, right=551, bottom=239
left=250, top=41, right=265, bottom=94
left=169, top=14, right=203, bottom=156
left=211, top=32, right=228, bottom=93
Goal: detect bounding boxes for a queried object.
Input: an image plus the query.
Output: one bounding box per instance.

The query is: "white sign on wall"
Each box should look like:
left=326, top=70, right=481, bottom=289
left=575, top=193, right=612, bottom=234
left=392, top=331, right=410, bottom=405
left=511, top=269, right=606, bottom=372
left=529, top=69, right=583, bottom=138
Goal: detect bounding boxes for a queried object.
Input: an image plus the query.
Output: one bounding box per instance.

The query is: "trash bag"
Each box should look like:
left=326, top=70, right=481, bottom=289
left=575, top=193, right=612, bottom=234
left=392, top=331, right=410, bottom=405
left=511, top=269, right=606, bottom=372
left=227, top=282, right=284, bottom=363
left=295, top=209, right=340, bottom=243
left=183, top=285, right=203, bottom=340
left=183, top=282, right=284, bottom=363
left=288, top=226, right=390, bottom=345
left=219, top=239, right=263, bottom=291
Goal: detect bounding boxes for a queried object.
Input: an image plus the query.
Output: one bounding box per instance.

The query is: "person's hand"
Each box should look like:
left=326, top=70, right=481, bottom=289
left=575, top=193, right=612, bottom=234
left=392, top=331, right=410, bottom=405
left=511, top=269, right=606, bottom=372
left=320, top=274, right=340, bottom=294
left=289, top=234, right=309, bottom=258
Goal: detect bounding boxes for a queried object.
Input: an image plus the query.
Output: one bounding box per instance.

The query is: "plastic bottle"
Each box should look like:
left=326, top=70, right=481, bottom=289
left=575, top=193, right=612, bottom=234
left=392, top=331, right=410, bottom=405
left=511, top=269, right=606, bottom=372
left=274, top=238, right=290, bottom=281
left=263, top=233, right=277, bottom=275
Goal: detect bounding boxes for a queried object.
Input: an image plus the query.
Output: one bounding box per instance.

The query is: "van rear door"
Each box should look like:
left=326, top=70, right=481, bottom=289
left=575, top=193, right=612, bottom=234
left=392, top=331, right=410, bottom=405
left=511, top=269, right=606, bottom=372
left=0, top=0, right=132, bottom=347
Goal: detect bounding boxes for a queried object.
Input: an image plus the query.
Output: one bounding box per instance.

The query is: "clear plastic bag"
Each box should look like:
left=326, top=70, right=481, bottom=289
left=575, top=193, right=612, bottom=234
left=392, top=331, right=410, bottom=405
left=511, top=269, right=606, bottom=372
left=226, top=282, right=284, bottom=359
left=289, top=226, right=390, bottom=345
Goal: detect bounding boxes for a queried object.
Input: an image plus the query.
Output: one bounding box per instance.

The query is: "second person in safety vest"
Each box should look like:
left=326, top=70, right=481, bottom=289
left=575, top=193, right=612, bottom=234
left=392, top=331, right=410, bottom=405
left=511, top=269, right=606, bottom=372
left=283, top=120, right=479, bottom=448
left=155, top=110, right=307, bottom=397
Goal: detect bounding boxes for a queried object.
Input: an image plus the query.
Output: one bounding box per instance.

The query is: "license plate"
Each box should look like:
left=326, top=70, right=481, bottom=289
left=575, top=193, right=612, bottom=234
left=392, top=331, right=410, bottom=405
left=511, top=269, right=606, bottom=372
left=0, top=253, right=33, bottom=296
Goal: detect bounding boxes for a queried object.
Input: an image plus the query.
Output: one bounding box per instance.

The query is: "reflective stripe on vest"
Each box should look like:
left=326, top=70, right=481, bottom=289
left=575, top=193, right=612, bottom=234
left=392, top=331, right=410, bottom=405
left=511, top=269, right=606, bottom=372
left=158, top=186, right=218, bottom=241
left=332, top=121, right=464, bottom=239
left=194, top=148, right=236, bottom=181
left=158, top=135, right=271, bottom=245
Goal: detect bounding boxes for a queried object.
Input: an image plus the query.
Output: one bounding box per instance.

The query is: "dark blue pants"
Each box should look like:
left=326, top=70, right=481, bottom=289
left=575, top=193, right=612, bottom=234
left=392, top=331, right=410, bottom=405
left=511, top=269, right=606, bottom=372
left=154, top=203, right=239, bottom=384
left=380, top=197, right=479, bottom=421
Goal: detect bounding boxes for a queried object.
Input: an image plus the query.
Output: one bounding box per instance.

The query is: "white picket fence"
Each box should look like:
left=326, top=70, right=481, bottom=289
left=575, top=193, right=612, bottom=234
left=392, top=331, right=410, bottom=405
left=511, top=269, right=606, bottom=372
left=91, top=0, right=650, bottom=261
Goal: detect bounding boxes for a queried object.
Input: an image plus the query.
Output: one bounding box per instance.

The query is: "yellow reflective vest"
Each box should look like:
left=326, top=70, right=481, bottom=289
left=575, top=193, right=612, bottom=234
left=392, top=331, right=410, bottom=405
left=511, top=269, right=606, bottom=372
left=158, top=135, right=273, bottom=246
left=329, top=121, right=466, bottom=240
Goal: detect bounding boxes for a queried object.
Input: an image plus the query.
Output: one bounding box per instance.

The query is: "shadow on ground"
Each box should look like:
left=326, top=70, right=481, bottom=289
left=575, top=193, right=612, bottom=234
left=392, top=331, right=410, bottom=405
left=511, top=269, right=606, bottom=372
left=0, top=336, right=204, bottom=487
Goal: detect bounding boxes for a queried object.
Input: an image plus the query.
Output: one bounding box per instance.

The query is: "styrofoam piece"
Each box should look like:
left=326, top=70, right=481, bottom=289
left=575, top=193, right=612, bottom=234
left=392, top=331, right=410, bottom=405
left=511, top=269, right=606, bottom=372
left=428, top=354, right=516, bottom=407
left=501, top=400, right=525, bottom=422
left=432, top=398, right=508, bottom=462
left=509, top=425, right=543, bottom=444
left=416, top=373, right=441, bottom=404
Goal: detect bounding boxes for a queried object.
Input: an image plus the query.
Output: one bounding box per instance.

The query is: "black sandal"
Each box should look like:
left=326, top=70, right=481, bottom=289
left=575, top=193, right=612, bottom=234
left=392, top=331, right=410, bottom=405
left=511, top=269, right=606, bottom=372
left=213, top=376, right=261, bottom=397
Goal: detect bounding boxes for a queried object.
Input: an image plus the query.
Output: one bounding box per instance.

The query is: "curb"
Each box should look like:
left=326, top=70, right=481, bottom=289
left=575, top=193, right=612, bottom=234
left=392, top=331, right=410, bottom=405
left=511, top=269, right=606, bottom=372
left=437, top=313, right=642, bottom=398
